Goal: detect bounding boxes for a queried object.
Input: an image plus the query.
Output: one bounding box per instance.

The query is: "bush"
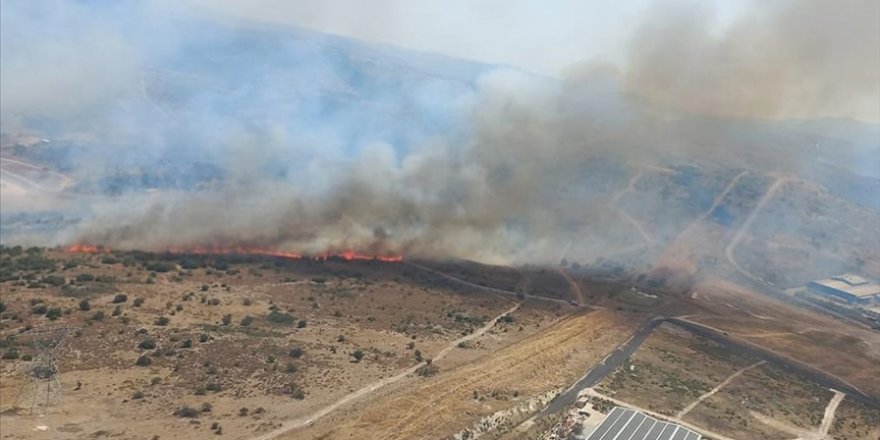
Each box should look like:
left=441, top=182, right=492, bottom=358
left=42, top=275, right=66, bottom=287
left=173, top=406, right=199, bottom=418
left=46, top=307, right=62, bottom=320
left=296, top=319, right=307, bottom=328
left=283, top=383, right=305, bottom=400
left=221, top=314, right=232, bottom=326
left=199, top=333, right=209, bottom=343
left=285, top=362, right=297, bottom=373
left=135, top=355, right=152, bottom=367
left=145, top=262, right=176, bottom=273
left=133, top=298, right=144, bottom=307
left=76, top=273, right=95, bottom=282
left=206, top=383, right=222, bottom=392
left=112, top=305, right=122, bottom=317
left=288, top=347, right=303, bottom=358
left=352, top=349, right=365, bottom=363
left=112, top=294, right=128, bottom=304
left=91, top=311, right=106, bottom=321
left=78, top=299, right=91, bottom=311
left=31, top=304, right=48, bottom=315
left=240, top=316, right=254, bottom=327
left=266, top=310, right=295, bottom=325
left=154, top=316, right=170, bottom=326
left=2, top=349, right=19, bottom=360
left=132, top=390, right=145, bottom=400
left=238, top=407, right=249, bottom=417
left=138, top=339, right=157, bottom=350
left=201, top=402, right=213, bottom=412
left=180, top=339, right=192, bottom=348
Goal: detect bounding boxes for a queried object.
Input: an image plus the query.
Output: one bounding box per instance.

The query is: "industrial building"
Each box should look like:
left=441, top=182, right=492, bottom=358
left=587, top=407, right=701, bottom=440
left=808, top=274, right=880, bottom=305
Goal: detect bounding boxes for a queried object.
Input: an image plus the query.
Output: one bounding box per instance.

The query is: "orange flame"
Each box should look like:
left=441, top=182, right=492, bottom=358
left=63, top=243, right=402, bottom=262
left=63, top=243, right=106, bottom=253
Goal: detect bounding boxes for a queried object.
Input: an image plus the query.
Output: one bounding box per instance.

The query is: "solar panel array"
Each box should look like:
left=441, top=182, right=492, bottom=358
left=587, top=407, right=702, bottom=440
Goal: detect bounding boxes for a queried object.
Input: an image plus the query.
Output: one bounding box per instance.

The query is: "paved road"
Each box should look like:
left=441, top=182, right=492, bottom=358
left=538, top=318, right=664, bottom=416
left=536, top=316, right=880, bottom=418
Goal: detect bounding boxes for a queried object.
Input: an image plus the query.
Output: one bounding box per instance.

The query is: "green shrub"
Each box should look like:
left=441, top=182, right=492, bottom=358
left=289, top=347, right=303, bottom=358
left=135, top=355, right=152, bottom=367
left=91, top=311, right=106, bottom=321
left=112, top=294, right=128, bottom=303
left=76, top=273, right=95, bottom=282
left=173, top=406, right=199, bottom=418
left=154, top=316, right=170, bottom=326
left=2, top=349, right=19, bottom=359
left=46, top=307, right=62, bottom=320
left=78, top=299, right=91, bottom=311
left=145, top=262, right=176, bottom=273
left=352, top=349, right=364, bottom=363
left=42, top=275, right=66, bottom=287
left=266, top=310, right=295, bottom=325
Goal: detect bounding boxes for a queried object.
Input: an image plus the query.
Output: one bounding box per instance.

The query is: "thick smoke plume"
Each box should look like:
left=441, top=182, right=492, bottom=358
left=624, top=0, right=880, bottom=122
left=1, top=0, right=878, bottom=266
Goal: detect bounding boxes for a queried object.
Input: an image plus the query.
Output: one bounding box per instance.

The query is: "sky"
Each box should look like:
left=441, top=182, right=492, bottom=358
left=180, top=0, right=746, bottom=76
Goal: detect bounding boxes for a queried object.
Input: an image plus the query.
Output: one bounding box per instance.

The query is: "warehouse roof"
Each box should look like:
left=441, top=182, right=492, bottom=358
left=587, top=407, right=701, bottom=440
left=812, top=275, right=880, bottom=299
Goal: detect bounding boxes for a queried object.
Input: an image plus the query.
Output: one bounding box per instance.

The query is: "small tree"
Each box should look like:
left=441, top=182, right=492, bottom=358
left=352, top=349, right=364, bottom=363
left=289, top=347, right=303, bottom=358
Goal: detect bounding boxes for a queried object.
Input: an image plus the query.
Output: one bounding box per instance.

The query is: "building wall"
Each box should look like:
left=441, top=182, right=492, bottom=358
left=808, top=282, right=870, bottom=304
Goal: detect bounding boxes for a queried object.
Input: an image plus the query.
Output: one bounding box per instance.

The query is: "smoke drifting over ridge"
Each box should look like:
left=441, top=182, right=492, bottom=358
left=1, top=0, right=878, bottom=265
left=624, top=0, right=880, bottom=123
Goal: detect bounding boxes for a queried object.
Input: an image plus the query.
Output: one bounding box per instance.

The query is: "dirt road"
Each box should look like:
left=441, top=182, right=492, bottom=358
left=724, top=176, right=791, bottom=280
left=254, top=302, right=521, bottom=440
left=286, top=310, right=628, bottom=440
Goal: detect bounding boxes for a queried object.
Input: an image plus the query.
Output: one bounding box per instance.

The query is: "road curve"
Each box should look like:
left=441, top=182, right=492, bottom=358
left=536, top=316, right=879, bottom=418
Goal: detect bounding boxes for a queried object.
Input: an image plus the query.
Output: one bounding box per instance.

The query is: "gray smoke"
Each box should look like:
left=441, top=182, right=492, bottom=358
left=624, top=0, right=880, bottom=122
left=1, top=0, right=878, bottom=268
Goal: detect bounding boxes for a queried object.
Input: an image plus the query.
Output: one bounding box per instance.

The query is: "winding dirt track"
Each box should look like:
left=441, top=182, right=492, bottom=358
left=253, top=302, right=521, bottom=440
left=288, top=309, right=625, bottom=440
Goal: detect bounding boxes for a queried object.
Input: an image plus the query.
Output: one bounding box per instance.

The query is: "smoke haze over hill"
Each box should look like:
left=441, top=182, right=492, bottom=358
left=0, top=0, right=878, bottom=267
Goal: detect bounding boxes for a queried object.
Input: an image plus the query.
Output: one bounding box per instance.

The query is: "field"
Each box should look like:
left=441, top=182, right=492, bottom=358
left=0, top=248, right=583, bottom=439
left=1, top=247, right=878, bottom=440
